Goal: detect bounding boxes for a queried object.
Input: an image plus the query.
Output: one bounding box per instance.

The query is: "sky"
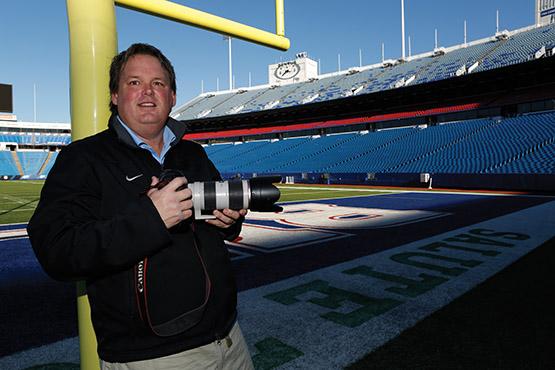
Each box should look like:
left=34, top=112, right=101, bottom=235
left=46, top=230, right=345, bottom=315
left=0, top=0, right=537, bottom=123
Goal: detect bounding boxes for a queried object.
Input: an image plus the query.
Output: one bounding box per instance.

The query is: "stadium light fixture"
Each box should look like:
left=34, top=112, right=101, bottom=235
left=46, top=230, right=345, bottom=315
left=464, top=20, right=468, bottom=46
left=228, top=36, right=233, bottom=90
left=33, top=84, right=37, bottom=122
left=401, top=0, right=406, bottom=60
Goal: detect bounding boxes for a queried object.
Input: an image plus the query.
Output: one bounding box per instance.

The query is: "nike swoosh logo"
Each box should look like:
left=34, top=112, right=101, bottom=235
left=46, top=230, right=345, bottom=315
left=126, top=174, right=143, bottom=182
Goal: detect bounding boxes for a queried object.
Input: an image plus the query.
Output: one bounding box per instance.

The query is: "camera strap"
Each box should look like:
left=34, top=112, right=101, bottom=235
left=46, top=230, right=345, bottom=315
left=134, top=225, right=211, bottom=337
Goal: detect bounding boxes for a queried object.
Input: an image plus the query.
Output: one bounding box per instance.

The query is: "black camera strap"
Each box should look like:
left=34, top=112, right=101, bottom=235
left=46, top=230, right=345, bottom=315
left=134, top=224, right=211, bottom=337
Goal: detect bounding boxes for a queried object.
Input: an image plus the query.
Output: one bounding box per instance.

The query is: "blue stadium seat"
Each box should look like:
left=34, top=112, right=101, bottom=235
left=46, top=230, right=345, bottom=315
left=201, top=111, right=555, bottom=176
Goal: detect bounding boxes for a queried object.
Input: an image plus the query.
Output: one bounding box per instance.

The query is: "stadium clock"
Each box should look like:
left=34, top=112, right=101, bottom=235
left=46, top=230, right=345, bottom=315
left=274, top=61, right=301, bottom=80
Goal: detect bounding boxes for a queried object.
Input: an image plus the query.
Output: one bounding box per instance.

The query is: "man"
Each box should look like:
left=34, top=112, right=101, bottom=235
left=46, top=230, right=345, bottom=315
left=27, top=43, right=254, bottom=369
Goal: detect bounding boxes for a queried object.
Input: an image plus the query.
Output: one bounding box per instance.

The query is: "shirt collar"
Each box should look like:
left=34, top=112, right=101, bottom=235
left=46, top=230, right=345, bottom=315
left=117, top=115, right=176, bottom=164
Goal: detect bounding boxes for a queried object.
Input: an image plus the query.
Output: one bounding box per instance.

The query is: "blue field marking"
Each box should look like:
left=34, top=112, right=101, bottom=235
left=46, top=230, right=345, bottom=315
left=1, top=191, right=553, bottom=369
left=0, top=236, right=77, bottom=361
left=0, top=237, right=45, bottom=285
left=312, top=192, right=495, bottom=210
left=231, top=192, right=550, bottom=291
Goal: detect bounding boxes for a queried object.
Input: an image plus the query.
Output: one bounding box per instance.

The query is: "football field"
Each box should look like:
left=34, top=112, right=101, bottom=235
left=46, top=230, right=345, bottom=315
left=0, top=181, right=43, bottom=225
left=1, top=181, right=554, bottom=369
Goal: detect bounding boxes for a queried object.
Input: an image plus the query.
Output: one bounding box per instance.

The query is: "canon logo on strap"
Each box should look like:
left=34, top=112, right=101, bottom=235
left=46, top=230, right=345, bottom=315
left=136, top=260, right=145, bottom=293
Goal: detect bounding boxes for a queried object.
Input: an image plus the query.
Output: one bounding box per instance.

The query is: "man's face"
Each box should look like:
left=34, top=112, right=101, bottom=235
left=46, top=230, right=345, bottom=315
left=111, top=54, right=176, bottom=137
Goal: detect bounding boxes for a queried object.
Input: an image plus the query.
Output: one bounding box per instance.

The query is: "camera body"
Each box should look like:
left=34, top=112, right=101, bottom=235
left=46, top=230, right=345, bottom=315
left=157, top=170, right=282, bottom=219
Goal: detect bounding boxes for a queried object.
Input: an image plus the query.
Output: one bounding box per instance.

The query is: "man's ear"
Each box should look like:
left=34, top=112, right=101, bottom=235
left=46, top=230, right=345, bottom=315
left=111, top=92, right=118, bottom=106
left=171, top=91, right=176, bottom=107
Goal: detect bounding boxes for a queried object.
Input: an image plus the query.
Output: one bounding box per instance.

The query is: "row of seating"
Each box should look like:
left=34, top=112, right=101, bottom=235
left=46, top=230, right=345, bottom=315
left=204, top=111, right=555, bottom=175
left=0, top=134, right=71, bottom=145
left=0, top=152, right=20, bottom=175
left=0, top=151, right=58, bottom=176
left=173, top=24, right=555, bottom=121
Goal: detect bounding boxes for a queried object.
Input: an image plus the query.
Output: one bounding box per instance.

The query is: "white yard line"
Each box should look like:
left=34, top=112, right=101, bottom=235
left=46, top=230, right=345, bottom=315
left=0, top=208, right=36, bottom=213
left=0, top=194, right=28, bottom=204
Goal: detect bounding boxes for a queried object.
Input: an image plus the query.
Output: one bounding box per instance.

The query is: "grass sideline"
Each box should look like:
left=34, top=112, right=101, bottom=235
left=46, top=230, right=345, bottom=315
left=278, top=184, right=389, bottom=202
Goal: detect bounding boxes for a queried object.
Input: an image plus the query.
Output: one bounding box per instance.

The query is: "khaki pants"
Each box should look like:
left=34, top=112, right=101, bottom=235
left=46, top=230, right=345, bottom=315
left=101, top=322, right=254, bottom=370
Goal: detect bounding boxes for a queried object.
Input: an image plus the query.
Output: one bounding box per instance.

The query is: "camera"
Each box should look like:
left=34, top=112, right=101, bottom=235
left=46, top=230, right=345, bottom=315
left=155, top=169, right=282, bottom=219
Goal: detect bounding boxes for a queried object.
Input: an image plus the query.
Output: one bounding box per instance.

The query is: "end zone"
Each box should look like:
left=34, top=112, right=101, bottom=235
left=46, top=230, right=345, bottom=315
left=238, top=198, right=555, bottom=369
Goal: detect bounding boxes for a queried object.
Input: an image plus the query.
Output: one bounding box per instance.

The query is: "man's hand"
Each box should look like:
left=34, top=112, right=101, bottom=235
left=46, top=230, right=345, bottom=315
left=206, top=208, right=247, bottom=229
left=147, top=176, right=193, bottom=229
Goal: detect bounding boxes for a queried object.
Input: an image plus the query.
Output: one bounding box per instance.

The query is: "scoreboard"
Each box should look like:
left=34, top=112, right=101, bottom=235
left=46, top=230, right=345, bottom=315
left=0, top=83, right=13, bottom=113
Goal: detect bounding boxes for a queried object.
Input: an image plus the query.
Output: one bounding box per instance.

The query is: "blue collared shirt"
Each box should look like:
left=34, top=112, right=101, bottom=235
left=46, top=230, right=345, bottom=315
left=117, top=116, right=176, bottom=164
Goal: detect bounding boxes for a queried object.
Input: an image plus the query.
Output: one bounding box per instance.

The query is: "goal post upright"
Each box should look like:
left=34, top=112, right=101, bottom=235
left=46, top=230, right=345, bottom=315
left=67, top=1, right=117, bottom=368
left=67, top=0, right=117, bottom=142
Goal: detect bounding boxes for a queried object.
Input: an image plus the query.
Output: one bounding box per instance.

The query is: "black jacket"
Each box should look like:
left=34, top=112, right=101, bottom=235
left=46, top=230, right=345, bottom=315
left=27, top=115, right=240, bottom=362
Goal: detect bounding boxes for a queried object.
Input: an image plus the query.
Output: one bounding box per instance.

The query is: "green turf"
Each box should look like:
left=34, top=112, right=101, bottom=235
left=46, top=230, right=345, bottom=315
left=0, top=181, right=388, bottom=225
left=278, top=185, right=389, bottom=202
left=0, top=180, right=43, bottom=224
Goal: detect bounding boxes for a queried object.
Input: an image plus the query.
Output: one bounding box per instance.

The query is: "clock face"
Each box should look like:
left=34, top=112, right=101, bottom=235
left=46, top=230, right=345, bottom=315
left=274, top=62, right=301, bottom=80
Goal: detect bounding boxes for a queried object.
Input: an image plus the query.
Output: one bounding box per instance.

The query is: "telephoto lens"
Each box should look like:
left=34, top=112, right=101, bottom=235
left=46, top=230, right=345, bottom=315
left=249, top=176, right=282, bottom=211
left=156, top=170, right=282, bottom=219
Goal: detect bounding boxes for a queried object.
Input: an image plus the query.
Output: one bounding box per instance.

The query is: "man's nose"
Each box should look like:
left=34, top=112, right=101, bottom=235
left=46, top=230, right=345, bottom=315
left=143, top=85, right=154, bottom=95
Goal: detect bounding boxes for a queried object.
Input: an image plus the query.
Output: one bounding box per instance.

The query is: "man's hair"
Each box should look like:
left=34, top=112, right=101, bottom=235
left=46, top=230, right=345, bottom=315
left=109, top=43, right=177, bottom=114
